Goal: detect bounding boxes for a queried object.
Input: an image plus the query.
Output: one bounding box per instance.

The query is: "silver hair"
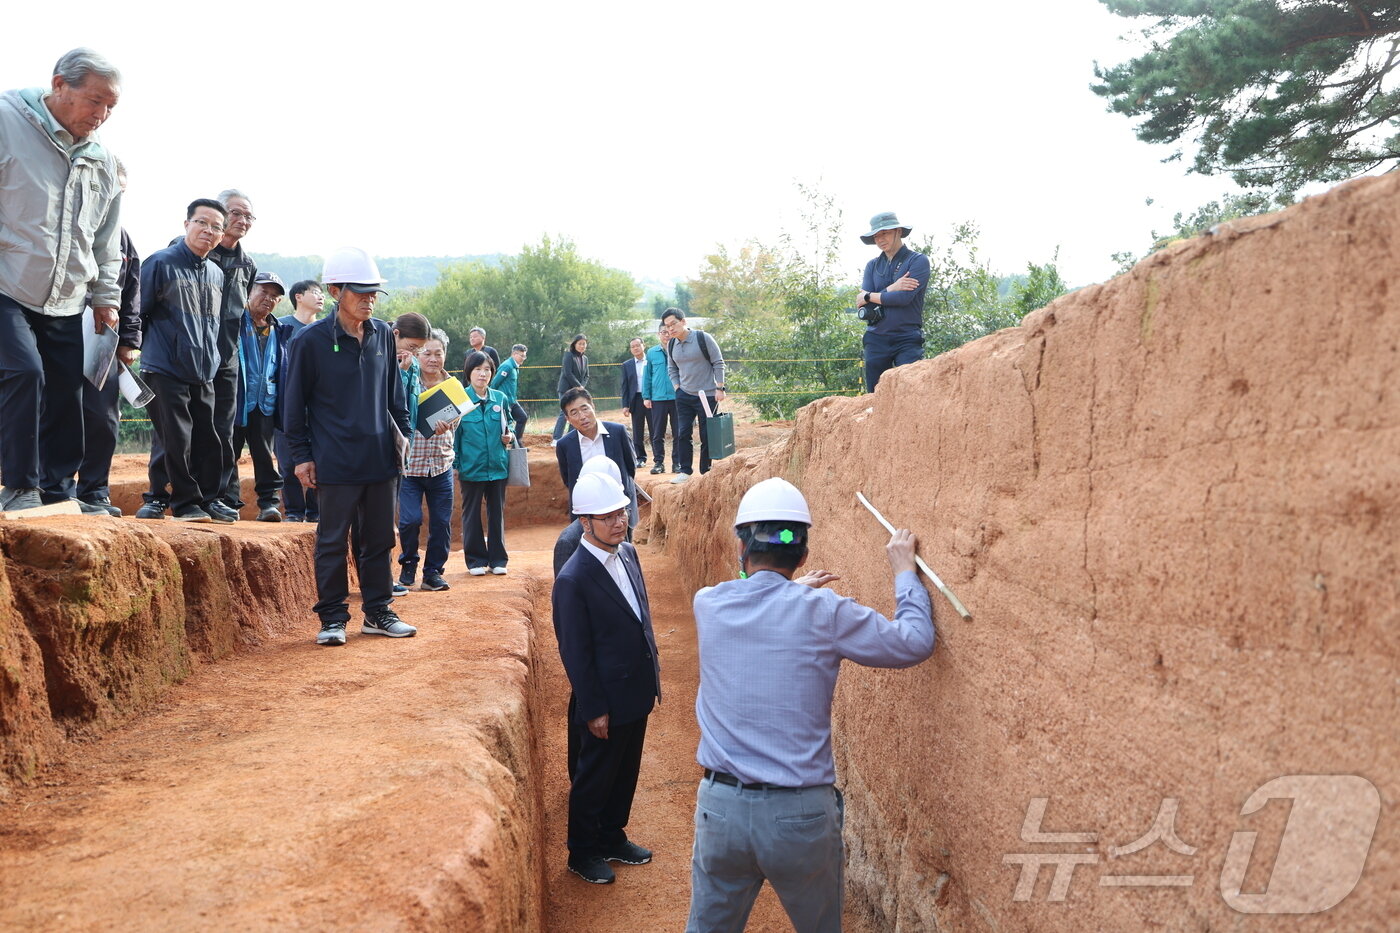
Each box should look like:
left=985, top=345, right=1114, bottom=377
left=53, top=48, right=121, bottom=87
left=469, top=326, right=486, bottom=337
left=217, top=188, right=252, bottom=208
left=429, top=328, right=450, bottom=348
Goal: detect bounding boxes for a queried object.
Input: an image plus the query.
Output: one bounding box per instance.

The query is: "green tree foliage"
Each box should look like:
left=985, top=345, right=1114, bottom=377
left=1093, top=1, right=1400, bottom=195
left=250, top=253, right=504, bottom=291
left=393, top=236, right=640, bottom=412
left=687, top=244, right=784, bottom=321
left=717, top=188, right=864, bottom=418
left=1110, top=188, right=1294, bottom=272
left=648, top=282, right=694, bottom=318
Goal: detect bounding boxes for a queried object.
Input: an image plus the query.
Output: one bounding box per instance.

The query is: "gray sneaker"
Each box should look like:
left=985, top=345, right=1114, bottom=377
left=316, top=620, right=348, bottom=646
left=73, top=498, right=115, bottom=516
left=361, top=608, right=416, bottom=638
left=0, top=487, right=43, bottom=512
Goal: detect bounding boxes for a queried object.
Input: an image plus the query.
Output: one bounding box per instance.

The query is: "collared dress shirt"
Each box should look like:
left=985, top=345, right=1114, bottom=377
left=576, top=421, right=610, bottom=467
left=693, top=568, right=934, bottom=787
left=579, top=535, right=641, bottom=621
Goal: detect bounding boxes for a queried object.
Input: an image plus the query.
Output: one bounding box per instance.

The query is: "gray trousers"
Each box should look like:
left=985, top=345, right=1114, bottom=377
left=685, top=775, right=844, bottom=933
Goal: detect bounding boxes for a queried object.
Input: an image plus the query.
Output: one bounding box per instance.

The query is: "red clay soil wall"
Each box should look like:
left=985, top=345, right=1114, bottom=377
left=0, top=519, right=318, bottom=793
left=651, top=175, right=1397, bottom=930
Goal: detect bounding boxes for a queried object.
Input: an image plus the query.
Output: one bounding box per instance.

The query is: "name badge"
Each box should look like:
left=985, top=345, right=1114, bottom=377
left=492, top=404, right=502, bottom=412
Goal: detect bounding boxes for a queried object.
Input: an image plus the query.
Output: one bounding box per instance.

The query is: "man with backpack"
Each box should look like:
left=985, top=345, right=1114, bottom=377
left=661, top=308, right=724, bottom=484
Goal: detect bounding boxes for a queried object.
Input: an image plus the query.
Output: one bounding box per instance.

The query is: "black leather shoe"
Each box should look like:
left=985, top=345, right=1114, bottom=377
left=600, top=840, right=652, bottom=865
left=649, top=464, right=665, bottom=474
left=567, top=854, right=615, bottom=884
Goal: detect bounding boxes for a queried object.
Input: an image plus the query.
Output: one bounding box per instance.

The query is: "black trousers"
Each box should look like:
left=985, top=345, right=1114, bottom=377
left=145, top=372, right=220, bottom=514
left=313, top=479, right=396, bottom=623
left=647, top=399, right=676, bottom=467
left=626, top=392, right=648, bottom=461
left=77, top=356, right=121, bottom=501
left=460, top=477, right=507, bottom=569
left=213, top=358, right=240, bottom=505
left=567, top=696, right=648, bottom=856
left=230, top=408, right=282, bottom=509
left=0, top=295, right=85, bottom=497
left=674, top=390, right=718, bottom=476
left=274, top=429, right=317, bottom=519
left=509, top=402, right=528, bottom=441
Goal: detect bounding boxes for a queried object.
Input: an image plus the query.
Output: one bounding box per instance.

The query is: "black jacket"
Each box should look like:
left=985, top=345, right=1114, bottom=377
left=282, top=314, right=409, bottom=485
left=138, top=240, right=223, bottom=385
left=557, top=349, right=588, bottom=394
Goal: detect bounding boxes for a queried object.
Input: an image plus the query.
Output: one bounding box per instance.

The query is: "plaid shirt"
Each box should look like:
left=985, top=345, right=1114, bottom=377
left=404, top=423, right=454, bottom=477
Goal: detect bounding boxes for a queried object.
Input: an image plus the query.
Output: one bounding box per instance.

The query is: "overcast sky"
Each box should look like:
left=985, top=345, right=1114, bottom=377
left=9, top=0, right=1263, bottom=290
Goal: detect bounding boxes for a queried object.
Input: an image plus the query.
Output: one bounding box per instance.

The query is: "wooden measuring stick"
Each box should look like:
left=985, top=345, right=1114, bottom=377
left=856, top=491, right=973, bottom=621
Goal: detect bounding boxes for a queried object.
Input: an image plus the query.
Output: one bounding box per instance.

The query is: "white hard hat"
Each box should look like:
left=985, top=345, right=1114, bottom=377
left=322, top=246, right=386, bottom=287
left=734, top=477, right=812, bottom=528
left=579, top=455, right=621, bottom=485
left=572, top=473, right=629, bottom=516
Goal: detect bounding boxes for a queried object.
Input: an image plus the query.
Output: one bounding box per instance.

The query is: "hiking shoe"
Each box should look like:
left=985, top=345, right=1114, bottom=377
left=421, top=572, right=450, bottom=591
left=206, top=501, right=239, bottom=523
left=600, top=840, right=653, bottom=865
left=256, top=507, right=282, bottom=522
left=392, top=582, right=411, bottom=596
left=567, top=855, right=615, bottom=885
left=0, top=487, right=43, bottom=512
left=670, top=473, right=690, bottom=484
left=81, top=496, right=123, bottom=516
left=399, top=565, right=417, bottom=587
left=285, top=514, right=304, bottom=522
left=135, top=500, right=168, bottom=520
left=490, top=566, right=508, bottom=575
left=316, top=621, right=348, bottom=646
left=649, top=464, right=665, bottom=474
left=468, top=566, right=487, bottom=576
left=361, top=608, right=416, bottom=638
left=172, top=507, right=213, bottom=523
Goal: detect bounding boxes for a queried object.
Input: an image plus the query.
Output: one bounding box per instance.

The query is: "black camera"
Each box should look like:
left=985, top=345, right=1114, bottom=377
left=846, top=304, right=884, bottom=326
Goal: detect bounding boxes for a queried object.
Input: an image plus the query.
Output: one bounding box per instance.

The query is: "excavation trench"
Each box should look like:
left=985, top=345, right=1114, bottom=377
left=0, top=444, right=817, bottom=932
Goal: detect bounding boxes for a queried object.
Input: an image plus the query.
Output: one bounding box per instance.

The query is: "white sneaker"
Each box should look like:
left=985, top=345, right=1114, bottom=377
left=468, top=567, right=487, bottom=576
left=670, top=473, right=690, bottom=484
left=490, top=566, right=508, bottom=575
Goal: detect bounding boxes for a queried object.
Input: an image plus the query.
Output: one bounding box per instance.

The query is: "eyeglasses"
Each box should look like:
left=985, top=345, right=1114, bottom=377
left=189, top=218, right=225, bottom=234
left=589, top=510, right=628, bottom=524
left=227, top=209, right=256, bottom=222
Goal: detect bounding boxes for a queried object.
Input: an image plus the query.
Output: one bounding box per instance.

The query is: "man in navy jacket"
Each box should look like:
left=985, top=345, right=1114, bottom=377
left=138, top=199, right=227, bottom=522
left=553, top=472, right=660, bottom=885
left=555, top=386, right=637, bottom=530
left=618, top=337, right=648, bottom=464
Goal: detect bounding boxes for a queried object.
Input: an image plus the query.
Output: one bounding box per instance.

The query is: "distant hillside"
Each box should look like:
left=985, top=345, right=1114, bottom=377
left=250, top=253, right=505, bottom=291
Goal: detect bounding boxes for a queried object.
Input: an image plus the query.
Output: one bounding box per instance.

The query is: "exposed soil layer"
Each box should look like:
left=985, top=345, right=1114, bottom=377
left=653, top=176, right=1399, bottom=930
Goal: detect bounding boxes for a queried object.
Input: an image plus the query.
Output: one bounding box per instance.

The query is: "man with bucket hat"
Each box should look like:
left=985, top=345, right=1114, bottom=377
left=855, top=211, right=930, bottom=392
left=685, top=477, right=937, bottom=931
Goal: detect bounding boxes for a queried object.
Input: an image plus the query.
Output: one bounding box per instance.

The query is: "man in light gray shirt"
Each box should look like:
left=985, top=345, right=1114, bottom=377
left=686, top=478, right=936, bottom=933
left=0, top=48, right=123, bottom=513
left=661, top=307, right=725, bottom=483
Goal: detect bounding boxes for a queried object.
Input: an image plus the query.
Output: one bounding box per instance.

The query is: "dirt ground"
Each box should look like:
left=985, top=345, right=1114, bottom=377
left=0, top=422, right=871, bottom=930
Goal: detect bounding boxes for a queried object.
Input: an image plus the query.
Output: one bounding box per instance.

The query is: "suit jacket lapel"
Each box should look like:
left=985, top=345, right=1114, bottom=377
left=584, top=547, right=640, bottom=621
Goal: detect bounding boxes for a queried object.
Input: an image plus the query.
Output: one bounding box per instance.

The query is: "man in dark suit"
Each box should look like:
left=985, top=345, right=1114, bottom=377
left=555, top=386, right=638, bottom=529
left=553, top=472, right=660, bottom=885
left=619, top=337, right=649, bottom=464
